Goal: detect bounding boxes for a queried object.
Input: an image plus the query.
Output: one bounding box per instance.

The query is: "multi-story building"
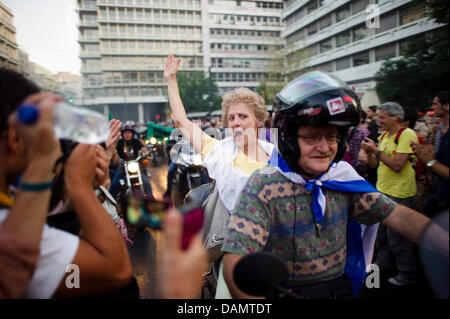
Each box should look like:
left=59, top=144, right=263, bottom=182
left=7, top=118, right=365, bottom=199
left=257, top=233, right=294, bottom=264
left=0, top=1, right=18, bottom=70
left=77, top=0, right=283, bottom=122
left=281, top=0, right=443, bottom=106
left=208, top=0, right=283, bottom=95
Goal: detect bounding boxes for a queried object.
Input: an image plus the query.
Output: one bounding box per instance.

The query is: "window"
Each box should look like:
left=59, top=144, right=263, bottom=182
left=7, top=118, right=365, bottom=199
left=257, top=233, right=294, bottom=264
left=400, top=2, right=426, bottom=25
left=353, top=24, right=370, bottom=41
left=336, top=57, right=351, bottom=70
left=318, top=14, right=332, bottom=30
left=375, top=43, right=396, bottom=61
left=336, top=4, right=351, bottom=22
left=336, top=31, right=351, bottom=47
left=319, top=39, right=332, bottom=53
left=307, top=23, right=318, bottom=36
left=307, top=1, right=317, bottom=14
left=376, top=13, right=397, bottom=34
left=353, top=51, right=370, bottom=66
left=352, top=0, right=370, bottom=14
left=307, top=44, right=318, bottom=57
left=318, top=62, right=333, bottom=72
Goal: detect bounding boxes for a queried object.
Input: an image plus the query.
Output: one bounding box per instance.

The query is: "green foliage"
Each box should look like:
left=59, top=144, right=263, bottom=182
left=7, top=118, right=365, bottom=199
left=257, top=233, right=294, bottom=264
left=376, top=12, right=448, bottom=112
left=256, top=80, right=285, bottom=106
left=175, top=72, right=221, bottom=112
left=416, top=0, right=449, bottom=24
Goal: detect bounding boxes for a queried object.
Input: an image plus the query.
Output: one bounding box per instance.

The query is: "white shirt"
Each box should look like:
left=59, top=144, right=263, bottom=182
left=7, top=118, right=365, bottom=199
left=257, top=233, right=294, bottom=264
left=0, top=208, right=79, bottom=298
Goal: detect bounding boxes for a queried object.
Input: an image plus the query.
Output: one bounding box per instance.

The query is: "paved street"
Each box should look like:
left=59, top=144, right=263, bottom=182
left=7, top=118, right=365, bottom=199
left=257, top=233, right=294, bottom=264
left=126, top=162, right=168, bottom=299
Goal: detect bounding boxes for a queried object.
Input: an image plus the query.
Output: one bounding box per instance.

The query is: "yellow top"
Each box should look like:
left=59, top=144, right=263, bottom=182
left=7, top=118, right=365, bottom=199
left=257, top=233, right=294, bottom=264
left=376, top=128, right=418, bottom=198
left=201, top=136, right=267, bottom=175
left=0, top=190, right=13, bottom=207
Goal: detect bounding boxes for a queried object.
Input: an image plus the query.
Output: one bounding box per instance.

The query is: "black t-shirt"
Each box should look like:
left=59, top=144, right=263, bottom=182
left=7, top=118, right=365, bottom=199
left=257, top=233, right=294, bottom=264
left=117, top=138, right=144, bottom=160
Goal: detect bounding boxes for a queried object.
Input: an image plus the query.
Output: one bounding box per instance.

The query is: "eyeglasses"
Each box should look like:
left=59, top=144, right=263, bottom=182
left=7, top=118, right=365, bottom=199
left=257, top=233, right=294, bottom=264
left=297, top=133, right=341, bottom=145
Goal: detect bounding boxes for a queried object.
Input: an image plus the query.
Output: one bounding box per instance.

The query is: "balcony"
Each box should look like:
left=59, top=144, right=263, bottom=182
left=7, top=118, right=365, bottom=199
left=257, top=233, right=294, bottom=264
left=81, top=95, right=168, bottom=106
left=78, top=20, right=99, bottom=28
left=294, top=18, right=441, bottom=70
left=209, top=5, right=283, bottom=16
left=80, top=51, right=101, bottom=58
left=80, top=67, right=102, bottom=74
left=97, top=0, right=201, bottom=11
left=98, top=33, right=202, bottom=41
left=210, top=50, right=274, bottom=58
left=78, top=36, right=99, bottom=43
left=97, top=17, right=202, bottom=27
left=283, top=0, right=410, bottom=38
left=210, top=36, right=281, bottom=45
left=332, top=60, right=385, bottom=84
left=209, top=21, right=283, bottom=32
left=77, top=6, right=97, bottom=13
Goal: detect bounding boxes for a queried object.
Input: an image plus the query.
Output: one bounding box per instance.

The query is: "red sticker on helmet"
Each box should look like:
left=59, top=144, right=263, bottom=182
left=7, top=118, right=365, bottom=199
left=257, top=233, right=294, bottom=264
left=326, top=97, right=345, bottom=115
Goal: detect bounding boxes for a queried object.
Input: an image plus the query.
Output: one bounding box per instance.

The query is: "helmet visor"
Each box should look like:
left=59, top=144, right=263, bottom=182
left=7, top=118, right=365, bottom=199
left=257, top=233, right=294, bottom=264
left=276, top=71, right=351, bottom=108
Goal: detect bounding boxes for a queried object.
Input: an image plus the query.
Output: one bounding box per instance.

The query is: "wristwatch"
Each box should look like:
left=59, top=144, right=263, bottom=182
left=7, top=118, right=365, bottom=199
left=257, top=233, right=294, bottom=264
left=426, top=159, right=436, bottom=167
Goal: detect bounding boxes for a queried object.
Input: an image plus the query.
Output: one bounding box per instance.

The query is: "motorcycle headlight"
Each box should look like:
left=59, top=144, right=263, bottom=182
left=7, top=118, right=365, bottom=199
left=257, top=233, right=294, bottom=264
left=127, top=162, right=139, bottom=174
left=150, top=137, right=157, bottom=145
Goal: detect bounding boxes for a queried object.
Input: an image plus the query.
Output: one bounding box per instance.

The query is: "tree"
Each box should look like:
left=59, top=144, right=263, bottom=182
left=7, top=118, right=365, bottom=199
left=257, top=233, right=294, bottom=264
left=257, top=41, right=312, bottom=105
left=375, top=0, right=449, bottom=111
left=175, top=72, right=221, bottom=113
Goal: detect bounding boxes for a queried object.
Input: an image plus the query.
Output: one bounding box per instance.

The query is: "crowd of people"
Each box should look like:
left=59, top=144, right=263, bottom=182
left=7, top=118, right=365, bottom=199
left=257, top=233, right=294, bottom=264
left=0, top=52, right=448, bottom=299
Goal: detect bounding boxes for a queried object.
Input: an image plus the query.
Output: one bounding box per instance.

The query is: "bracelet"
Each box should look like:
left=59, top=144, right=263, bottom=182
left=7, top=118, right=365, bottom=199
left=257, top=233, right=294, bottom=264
left=20, top=181, right=53, bottom=192
left=375, top=150, right=382, bottom=159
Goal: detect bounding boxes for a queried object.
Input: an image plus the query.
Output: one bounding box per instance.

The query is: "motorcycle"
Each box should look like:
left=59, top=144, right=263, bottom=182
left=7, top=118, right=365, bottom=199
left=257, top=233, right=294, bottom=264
left=145, top=136, right=168, bottom=166
left=171, top=144, right=206, bottom=206
left=145, top=137, right=159, bottom=166
left=118, top=153, right=152, bottom=201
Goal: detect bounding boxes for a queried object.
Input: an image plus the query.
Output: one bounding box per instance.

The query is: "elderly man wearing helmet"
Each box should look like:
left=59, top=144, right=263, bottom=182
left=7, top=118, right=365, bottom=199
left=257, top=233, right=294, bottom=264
left=221, top=72, right=435, bottom=299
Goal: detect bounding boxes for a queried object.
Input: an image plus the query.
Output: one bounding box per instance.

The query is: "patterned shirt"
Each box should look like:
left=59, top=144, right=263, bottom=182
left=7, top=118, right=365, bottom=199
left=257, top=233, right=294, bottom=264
left=222, top=167, right=397, bottom=284
left=349, top=125, right=370, bottom=171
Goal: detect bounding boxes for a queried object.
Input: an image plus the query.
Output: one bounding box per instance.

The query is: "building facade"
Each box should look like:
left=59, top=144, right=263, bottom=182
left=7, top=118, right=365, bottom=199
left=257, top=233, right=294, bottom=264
left=281, top=0, right=443, bottom=107
left=208, top=0, right=283, bottom=95
left=0, top=1, right=18, bottom=70
left=77, top=0, right=283, bottom=122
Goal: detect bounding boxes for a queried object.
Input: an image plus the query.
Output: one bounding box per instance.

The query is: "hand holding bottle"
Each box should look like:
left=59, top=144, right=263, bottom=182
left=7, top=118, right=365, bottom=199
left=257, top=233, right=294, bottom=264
left=9, top=93, right=62, bottom=163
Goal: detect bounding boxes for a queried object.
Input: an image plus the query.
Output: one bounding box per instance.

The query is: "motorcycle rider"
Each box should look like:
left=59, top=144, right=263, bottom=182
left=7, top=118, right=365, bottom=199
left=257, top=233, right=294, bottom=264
left=110, top=125, right=152, bottom=198
left=221, top=71, right=436, bottom=299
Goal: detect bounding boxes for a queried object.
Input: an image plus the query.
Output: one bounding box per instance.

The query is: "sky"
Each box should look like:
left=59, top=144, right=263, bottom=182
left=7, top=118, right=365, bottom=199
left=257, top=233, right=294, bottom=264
left=3, top=0, right=81, bottom=75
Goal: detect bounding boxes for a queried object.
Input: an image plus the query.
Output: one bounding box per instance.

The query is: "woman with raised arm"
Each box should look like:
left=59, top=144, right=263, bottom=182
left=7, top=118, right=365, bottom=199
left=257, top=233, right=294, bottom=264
left=164, top=54, right=274, bottom=298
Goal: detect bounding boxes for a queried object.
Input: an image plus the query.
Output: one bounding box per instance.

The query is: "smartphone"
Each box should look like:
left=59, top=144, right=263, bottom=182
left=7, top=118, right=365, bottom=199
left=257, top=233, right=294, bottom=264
left=125, top=194, right=204, bottom=250
left=179, top=201, right=204, bottom=250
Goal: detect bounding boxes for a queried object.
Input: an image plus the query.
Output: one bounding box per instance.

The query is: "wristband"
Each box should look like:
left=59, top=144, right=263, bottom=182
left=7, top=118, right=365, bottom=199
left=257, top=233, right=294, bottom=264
left=375, top=150, right=382, bottom=159
left=20, top=181, right=53, bottom=192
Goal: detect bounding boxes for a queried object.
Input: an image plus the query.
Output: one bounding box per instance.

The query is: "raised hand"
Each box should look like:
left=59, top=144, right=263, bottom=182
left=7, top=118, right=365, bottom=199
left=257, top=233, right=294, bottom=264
left=64, top=144, right=98, bottom=195
left=105, top=119, right=121, bottom=151
left=93, top=145, right=109, bottom=189
left=164, top=54, right=181, bottom=82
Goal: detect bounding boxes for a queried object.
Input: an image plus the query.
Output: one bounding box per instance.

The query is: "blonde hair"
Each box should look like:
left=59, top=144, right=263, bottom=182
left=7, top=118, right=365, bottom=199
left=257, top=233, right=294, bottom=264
left=221, top=87, right=268, bottom=127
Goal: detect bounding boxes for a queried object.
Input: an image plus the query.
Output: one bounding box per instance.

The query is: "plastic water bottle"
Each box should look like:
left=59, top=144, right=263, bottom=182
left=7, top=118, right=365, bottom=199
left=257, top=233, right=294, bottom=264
left=17, top=102, right=110, bottom=144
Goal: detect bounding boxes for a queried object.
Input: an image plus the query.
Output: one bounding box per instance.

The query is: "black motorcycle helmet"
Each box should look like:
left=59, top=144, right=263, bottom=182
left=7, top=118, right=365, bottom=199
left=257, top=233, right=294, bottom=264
left=121, top=124, right=135, bottom=135
left=273, top=71, right=361, bottom=177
